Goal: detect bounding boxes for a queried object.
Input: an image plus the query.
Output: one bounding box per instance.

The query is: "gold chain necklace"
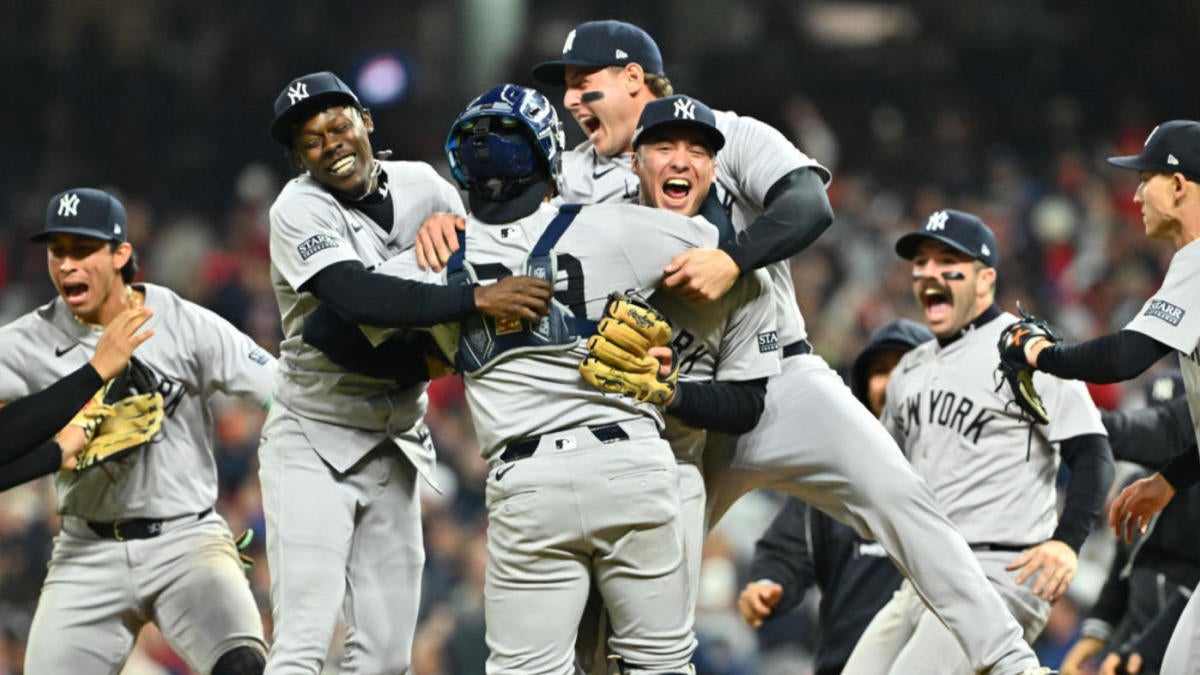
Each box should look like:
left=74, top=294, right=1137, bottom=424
left=73, top=285, right=138, bottom=330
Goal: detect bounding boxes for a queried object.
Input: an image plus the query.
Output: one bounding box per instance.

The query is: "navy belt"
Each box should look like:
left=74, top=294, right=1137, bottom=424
left=501, top=423, right=630, bottom=463
left=970, top=542, right=1031, bottom=553
left=782, top=339, right=813, bottom=358
left=87, top=507, right=213, bottom=541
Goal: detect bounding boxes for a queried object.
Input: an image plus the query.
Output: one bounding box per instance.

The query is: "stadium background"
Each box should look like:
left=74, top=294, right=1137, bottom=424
left=0, top=1, right=1197, bottom=672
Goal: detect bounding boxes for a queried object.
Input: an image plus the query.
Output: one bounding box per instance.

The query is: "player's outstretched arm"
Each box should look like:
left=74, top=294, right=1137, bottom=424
left=1060, top=636, right=1105, bottom=675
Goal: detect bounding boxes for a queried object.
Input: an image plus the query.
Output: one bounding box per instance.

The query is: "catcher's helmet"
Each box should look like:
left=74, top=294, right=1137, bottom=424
left=445, top=84, right=564, bottom=213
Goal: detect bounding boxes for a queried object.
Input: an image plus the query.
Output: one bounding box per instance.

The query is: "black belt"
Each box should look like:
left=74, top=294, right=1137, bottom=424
left=501, top=423, right=629, bottom=463
left=970, top=542, right=1032, bottom=553
left=782, top=339, right=813, bottom=358
left=87, top=507, right=213, bottom=541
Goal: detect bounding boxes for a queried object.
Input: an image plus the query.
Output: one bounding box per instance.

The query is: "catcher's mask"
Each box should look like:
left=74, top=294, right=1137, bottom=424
left=446, top=84, right=565, bottom=222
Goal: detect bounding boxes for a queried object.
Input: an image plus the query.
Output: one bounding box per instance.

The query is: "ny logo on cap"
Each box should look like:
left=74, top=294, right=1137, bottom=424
left=925, top=210, right=949, bottom=231
left=58, top=193, right=80, bottom=218
left=562, top=29, right=576, bottom=54
left=287, top=81, right=310, bottom=105
left=674, top=98, right=696, bottom=120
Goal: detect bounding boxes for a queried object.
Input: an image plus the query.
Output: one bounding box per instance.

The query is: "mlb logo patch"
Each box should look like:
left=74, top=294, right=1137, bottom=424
left=495, top=316, right=523, bottom=335
left=1144, top=299, right=1185, bottom=326
left=757, top=331, right=780, bottom=353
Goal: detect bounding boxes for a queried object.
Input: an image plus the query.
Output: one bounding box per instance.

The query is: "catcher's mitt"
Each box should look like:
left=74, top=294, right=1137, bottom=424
left=579, top=293, right=678, bottom=406
left=996, top=305, right=1062, bottom=425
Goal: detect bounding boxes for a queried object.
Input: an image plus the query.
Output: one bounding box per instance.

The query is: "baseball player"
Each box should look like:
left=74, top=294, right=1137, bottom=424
left=737, top=318, right=928, bottom=675
left=517, top=20, right=1059, bottom=675
left=262, top=71, right=553, bottom=674
left=1018, top=120, right=1200, bottom=674
left=0, top=187, right=273, bottom=674
left=356, top=83, right=735, bottom=674
left=841, top=210, right=1114, bottom=673
left=0, top=305, right=153, bottom=490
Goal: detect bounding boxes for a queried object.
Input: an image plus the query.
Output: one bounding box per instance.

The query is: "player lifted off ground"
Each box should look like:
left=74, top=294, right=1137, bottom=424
left=262, top=71, right=552, bottom=674
left=1014, top=120, right=1200, bottom=674
left=0, top=188, right=274, bottom=674
left=841, top=210, right=1114, bottom=673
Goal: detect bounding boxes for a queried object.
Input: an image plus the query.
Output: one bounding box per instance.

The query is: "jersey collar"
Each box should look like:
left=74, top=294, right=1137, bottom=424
left=936, top=303, right=1001, bottom=348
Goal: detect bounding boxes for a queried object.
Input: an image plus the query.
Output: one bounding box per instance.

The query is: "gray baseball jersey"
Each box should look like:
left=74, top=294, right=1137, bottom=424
left=881, top=312, right=1106, bottom=546
left=1123, top=238, right=1200, bottom=451
left=376, top=200, right=718, bottom=672
left=560, top=109, right=1043, bottom=673
left=1123, top=238, right=1200, bottom=675
left=262, top=159, right=461, bottom=674
left=558, top=108, right=831, bottom=346
left=0, top=284, right=272, bottom=672
left=376, top=201, right=720, bottom=462
left=648, top=269, right=781, bottom=465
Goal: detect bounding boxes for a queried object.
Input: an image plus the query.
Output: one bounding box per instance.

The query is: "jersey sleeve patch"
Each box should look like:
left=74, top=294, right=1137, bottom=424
left=757, top=331, right=780, bottom=353
left=1144, top=299, right=1185, bottom=326
left=297, top=234, right=340, bottom=260
left=247, top=346, right=272, bottom=365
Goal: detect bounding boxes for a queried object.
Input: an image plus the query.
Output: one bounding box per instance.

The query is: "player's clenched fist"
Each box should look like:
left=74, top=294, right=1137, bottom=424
left=737, top=581, right=783, bottom=628
left=473, top=275, right=553, bottom=321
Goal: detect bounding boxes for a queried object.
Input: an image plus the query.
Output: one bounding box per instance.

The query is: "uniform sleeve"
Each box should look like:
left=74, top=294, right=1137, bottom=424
left=1124, top=244, right=1200, bottom=356
left=604, top=207, right=720, bottom=315
left=269, top=190, right=364, bottom=292
left=1053, top=433, right=1115, bottom=552
left=0, top=363, right=102, bottom=466
left=385, top=162, right=467, bottom=247
left=747, top=498, right=818, bottom=618
left=713, top=270, right=782, bottom=382
left=1036, top=372, right=1107, bottom=443
left=716, top=112, right=830, bottom=209
left=189, top=305, right=277, bottom=408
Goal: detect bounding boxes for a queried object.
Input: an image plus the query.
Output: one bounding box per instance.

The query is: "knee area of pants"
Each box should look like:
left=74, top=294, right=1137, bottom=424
left=618, top=662, right=695, bottom=675
left=212, top=645, right=266, bottom=675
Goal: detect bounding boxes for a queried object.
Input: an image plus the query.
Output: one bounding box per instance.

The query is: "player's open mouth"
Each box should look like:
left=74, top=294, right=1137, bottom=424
left=63, top=282, right=89, bottom=305
left=579, top=115, right=600, bottom=136
left=328, top=155, right=357, bottom=177
left=662, top=178, right=691, bottom=200
left=921, top=286, right=952, bottom=320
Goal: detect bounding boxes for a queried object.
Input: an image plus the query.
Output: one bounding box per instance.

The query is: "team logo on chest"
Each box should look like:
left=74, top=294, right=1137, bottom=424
left=901, top=388, right=996, bottom=444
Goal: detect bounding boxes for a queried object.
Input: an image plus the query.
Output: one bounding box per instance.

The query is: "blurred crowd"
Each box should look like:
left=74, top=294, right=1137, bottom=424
left=1, top=1, right=1196, bottom=674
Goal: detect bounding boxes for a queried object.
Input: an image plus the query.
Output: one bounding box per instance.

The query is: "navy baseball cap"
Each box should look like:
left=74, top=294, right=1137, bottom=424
left=632, top=95, right=725, bottom=152
left=32, top=188, right=127, bottom=243
left=532, top=20, right=664, bottom=85
left=895, top=209, right=999, bottom=268
left=1108, top=120, right=1200, bottom=182
left=270, top=71, right=362, bottom=146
